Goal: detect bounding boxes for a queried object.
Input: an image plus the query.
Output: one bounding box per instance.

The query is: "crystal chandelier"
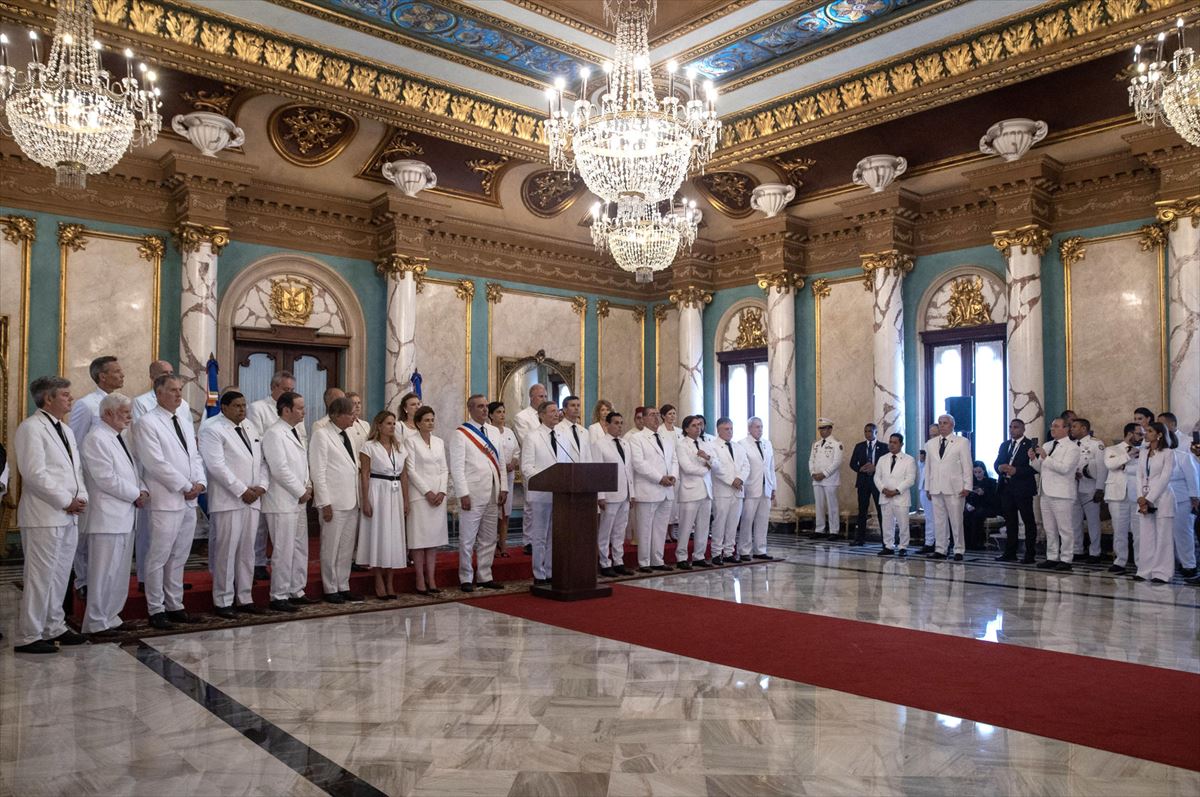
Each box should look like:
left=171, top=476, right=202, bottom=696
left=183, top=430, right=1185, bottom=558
left=0, top=0, right=162, bottom=188
left=591, top=195, right=701, bottom=284
left=546, top=0, right=720, bottom=205
left=1129, top=17, right=1200, bottom=146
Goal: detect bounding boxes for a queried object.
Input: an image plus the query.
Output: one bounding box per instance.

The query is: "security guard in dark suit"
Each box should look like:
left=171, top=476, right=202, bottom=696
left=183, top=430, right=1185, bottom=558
left=995, top=418, right=1039, bottom=563
left=849, top=423, right=888, bottom=546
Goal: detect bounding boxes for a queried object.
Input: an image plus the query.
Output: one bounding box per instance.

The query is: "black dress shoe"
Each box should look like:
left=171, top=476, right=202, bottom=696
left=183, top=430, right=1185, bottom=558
left=269, top=600, right=298, bottom=613
left=459, top=583, right=476, bottom=593
left=897, top=549, right=908, bottom=557
left=1036, top=560, right=1058, bottom=569
left=351, top=563, right=368, bottom=572
left=652, top=564, right=673, bottom=572
left=323, top=593, right=346, bottom=605
left=1151, top=578, right=1169, bottom=584
left=1021, top=556, right=1036, bottom=564
left=237, top=604, right=267, bottom=615
left=739, top=555, right=752, bottom=563
left=289, top=595, right=317, bottom=605
left=953, top=554, right=963, bottom=562
left=1055, top=562, right=1073, bottom=572
left=148, top=613, right=177, bottom=630
left=51, top=630, right=88, bottom=646
left=1085, top=555, right=1102, bottom=565
left=614, top=566, right=633, bottom=575
left=166, top=610, right=202, bottom=624
left=995, top=555, right=1017, bottom=562
left=426, top=587, right=443, bottom=595
left=599, top=567, right=616, bottom=577
left=523, top=544, right=533, bottom=555
left=637, top=567, right=653, bottom=574
left=93, top=624, right=125, bottom=637
left=929, top=552, right=947, bottom=560
left=254, top=566, right=270, bottom=582
left=694, top=560, right=713, bottom=568
left=214, top=606, right=237, bottom=619
left=877, top=548, right=894, bottom=557
left=13, top=640, right=58, bottom=654
left=137, top=582, right=145, bottom=593
left=1108, top=564, right=1127, bottom=574
left=711, top=555, right=724, bottom=565
left=478, top=581, right=504, bottom=590
left=919, top=545, right=935, bottom=554
left=677, top=561, right=693, bottom=570
left=340, top=591, right=365, bottom=603
left=533, top=578, right=552, bottom=586
left=1181, top=568, right=1198, bottom=578
left=752, top=554, right=772, bottom=560
left=1132, top=575, right=1146, bottom=581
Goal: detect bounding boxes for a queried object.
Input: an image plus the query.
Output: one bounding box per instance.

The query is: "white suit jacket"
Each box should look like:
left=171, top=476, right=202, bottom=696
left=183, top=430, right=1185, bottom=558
left=15, top=411, right=88, bottom=528
left=630, top=428, right=678, bottom=503
left=1137, top=450, right=1176, bottom=516
left=81, top=423, right=145, bottom=534
left=512, top=406, right=541, bottom=444
left=134, top=405, right=205, bottom=511
left=1103, top=442, right=1140, bottom=502
left=405, top=435, right=449, bottom=499
left=874, top=451, right=916, bottom=506
left=553, top=419, right=593, bottom=463
left=261, top=420, right=310, bottom=513
left=740, top=435, right=776, bottom=499
left=1075, top=436, right=1107, bottom=493
left=808, top=437, right=843, bottom=486
left=448, top=423, right=503, bottom=504
left=520, top=424, right=566, bottom=504
left=713, top=439, right=750, bottom=500
left=594, top=434, right=633, bottom=502
left=1168, top=448, right=1200, bottom=502
left=133, top=390, right=191, bottom=423
left=677, top=436, right=717, bottom=501
left=67, top=387, right=106, bottom=446
left=309, top=423, right=360, bottom=511
left=587, top=421, right=608, bottom=449
left=922, top=434, right=973, bottom=495
left=1030, top=438, right=1081, bottom=500
left=200, top=414, right=268, bottom=513
left=246, top=396, right=280, bottom=440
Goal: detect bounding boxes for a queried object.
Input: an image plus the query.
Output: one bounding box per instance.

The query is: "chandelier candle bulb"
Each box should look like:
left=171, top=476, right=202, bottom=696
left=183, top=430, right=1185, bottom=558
left=580, top=67, right=589, bottom=102
left=29, top=31, right=38, bottom=64
left=1, top=34, right=8, bottom=69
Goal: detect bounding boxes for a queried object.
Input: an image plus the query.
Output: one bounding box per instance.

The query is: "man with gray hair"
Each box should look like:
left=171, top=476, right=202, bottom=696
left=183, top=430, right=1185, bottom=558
left=922, top=413, right=973, bottom=560
left=13, top=376, right=89, bottom=653
left=80, top=392, right=146, bottom=635
left=309, top=395, right=363, bottom=603
left=246, top=371, right=298, bottom=581
left=449, top=394, right=507, bottom=591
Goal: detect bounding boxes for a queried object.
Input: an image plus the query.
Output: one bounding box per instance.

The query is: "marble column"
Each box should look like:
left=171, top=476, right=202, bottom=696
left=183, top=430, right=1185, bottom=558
left=863, top=251, right=912, bottom=439
left=757, top=271, right=803, bottom=521
left=993, top=225, right=1051, bottom=430
left=670, top=285, right=711, bottom=417
left=378, top=254, right=427, bottom=413
left=174, top=224, right=228, bottom=422
left=1158, top=201, right=1200, bottom=433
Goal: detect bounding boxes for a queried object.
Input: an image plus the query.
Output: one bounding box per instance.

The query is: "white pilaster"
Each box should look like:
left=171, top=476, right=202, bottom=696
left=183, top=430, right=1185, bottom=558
left=1160, top=204, right=1200, bottom=433
left=995, top=226, right=1050, bottom=431
left=758, top=272, right=801, bottom=520
left=378, top=255, right=425, bottom=413
left=176, top=225, right=226, bottom=422
left=864, top=253, right=911, bottom=439
left=670, top=286, right=711, bottom=417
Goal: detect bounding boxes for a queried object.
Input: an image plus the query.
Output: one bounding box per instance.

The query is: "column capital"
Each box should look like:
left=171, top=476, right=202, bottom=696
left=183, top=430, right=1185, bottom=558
left=992, top=224, right=1052, bottom=259
left=756, top=270, right=805, bottom=295
left=669, top=285, right=713, bottom=309
left=0, top=214, right=36, bottom=244
left=1155, top=196, right=1200, bottom=230
left=376, top=253, right=429, bottom=290
left=860, top=249, right=914, bottom=290
left=172, top=222, right=231, bottom=255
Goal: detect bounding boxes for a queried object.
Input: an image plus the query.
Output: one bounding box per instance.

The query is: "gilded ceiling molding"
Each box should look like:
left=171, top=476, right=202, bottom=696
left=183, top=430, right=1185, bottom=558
left=57, top=223, right=88, bottom=252
left=466, top=157, right=511, bottom=197
left=521, top=169, right=587, bottom=218
left=756, top=271, right=804, bottom=295
left=267, top=103, right=358, bottom=167
left=1155, top=196, right=1200, bottom=229
left=0, top=215, right=36, bottom=244
left=992, top=225, right=1052, bottom=258
left=669, top=286, right=713, bottom=309
left=508, top=0, right=758, bottom=47
left=1058, top=236, right=1087, bottom=268
left=694, top=172, right=758, bottom=219
left=712, top=0, right=1191, bottom=168
left=173, top=222, right=231, bottom=255
left=1138, top=222, right=1168, bottom=250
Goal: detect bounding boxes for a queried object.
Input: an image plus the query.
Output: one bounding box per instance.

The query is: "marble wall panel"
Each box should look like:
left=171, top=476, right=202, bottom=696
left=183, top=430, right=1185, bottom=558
left=656, top=306, right=679, bottom=409
left=0, top=228, right=27, bottom=447
left=1068, top=235, right=1164, bottom=442
left=231, top=274, right=347, bottom=334
left=924, top=271, right=1007, bottom=330
left=490, top=291, right=581, bottom=410
left=599, top=305, right=643, bottom=417
left=817, top=279, right=875, bottom=511
left=61, top=236, right=157, bottom=398
left=414, top=280, right=469, bottom=436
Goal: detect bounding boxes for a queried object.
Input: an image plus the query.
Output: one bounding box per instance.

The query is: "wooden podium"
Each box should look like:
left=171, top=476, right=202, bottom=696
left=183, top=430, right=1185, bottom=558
left=526, top=462, right=616, bottom=601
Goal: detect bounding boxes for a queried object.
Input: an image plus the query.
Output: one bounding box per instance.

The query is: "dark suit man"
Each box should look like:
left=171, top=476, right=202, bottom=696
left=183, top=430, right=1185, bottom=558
left=995, top=418, right=1039, bottom=563
left=849, top=423, right=887, bottom=546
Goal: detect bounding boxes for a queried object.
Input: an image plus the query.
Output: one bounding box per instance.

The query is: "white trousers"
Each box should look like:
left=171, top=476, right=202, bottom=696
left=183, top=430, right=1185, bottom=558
left=1107, top=499, right=1137, bottom=567
left=72, top=532, right=90, bottom=590
left=17, top=524, right=77, bottom=646
left=1172, top=500, right=1196, bottom=570
left=134, top=505, right=150, bottom=582
left=1041, top=496, right=1076, bottom=563
left=211, top=507, right=258, bottom=607
left=254, top=511, right=269, bottom=567
left=1073, top=492, right=1102, bottom=556
left=737, top=496, right=770, bottom=556
left=635, top=499, right=670, bottom=567
left=597, top=499, right=629, bottom=569
left=1138, top=509, right=1175, bottom=581
left=676, top=498, right=712, bottom=563
left=919, top=489, right=935, bottom=545
left=813, top=483, right=839, bottom=534
left=712, top=496, right=743, bottom=558
left=880, top=502, right=910, bottom=551
left=266, top=511, right=309, bottom=600
left=931, top=493, right=965, bottom=555
left=526, top=499, right=553, bottom=580
left=83, top=531, right=133, bottom=633
left=458, top=500, right=499, bottom=585
left=145, top=508, right=197, bottom=615
left=319, top=508, right=358, bottom=594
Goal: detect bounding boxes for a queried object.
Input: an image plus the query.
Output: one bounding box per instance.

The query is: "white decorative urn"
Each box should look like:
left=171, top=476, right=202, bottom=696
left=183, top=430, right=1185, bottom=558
left=852, top=155, right=907, bottom=193
left=979, top=118, right=1048, bottom=162
left=749, top=183, right=796, bottom=218
left=382, top=159, right=438, bottom=197
left=171, top=111, right=245, bottom=157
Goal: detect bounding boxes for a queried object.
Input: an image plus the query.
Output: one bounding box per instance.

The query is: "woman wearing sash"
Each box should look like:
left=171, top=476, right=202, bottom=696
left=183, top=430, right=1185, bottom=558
left=405, top=406, right=448, bottom=594
left=357, top=411, right=409, bottom=599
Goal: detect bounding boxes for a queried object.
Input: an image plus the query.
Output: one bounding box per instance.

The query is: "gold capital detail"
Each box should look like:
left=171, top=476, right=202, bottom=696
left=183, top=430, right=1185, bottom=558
left=811, top=279, right=831, bottom=299
left=571, top=295, right=588, bottom=316
left=485, top=282, right=503, bottom=303
left=860, top=250, right=913, bottom=290
left=633, top=305, right=646, bottom=322
left=595, top=299, right=611, bottom=319
left=669, top=286, right=713, bottom=309
left=756, top=271, right=805, bottom=295
left=0, top=215, right=36, bottom=244
left=991, top=225, right=1051, bottom=258
left=1155, top=196, right=1200, bottom=230
left=138, top=236, right=166, bottom=262
left=173, top=223, right=231, bottom=255
left=454, top=279, right=475, bottom=301
left=269, top=276, right=314, bottom=326
left=734, top=307, right=768, bottom=349
left=945, top=276, right=993, bottom=328
left=57, top=223, right=88, bottom=252
left=1058, top=236, right=1086, bottom=268
left=377, top=254, right=428, bottom=292
left=1138, top=222, right=1167, bottom=251
left=653, top=304, right=670, bottom=322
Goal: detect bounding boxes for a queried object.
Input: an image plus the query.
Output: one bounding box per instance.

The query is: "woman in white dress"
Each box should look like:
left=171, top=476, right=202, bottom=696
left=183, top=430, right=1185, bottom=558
left=486, top=401, right=520, bottom=557
left=397, top=392, right=422, bottom=443
left=357, top=411, right=409, bottom=599
left=588, top=399, right=613, bottom=448
left=660, top=403, right=681, bottom=539
left=405, top=405, right=449, bottom=594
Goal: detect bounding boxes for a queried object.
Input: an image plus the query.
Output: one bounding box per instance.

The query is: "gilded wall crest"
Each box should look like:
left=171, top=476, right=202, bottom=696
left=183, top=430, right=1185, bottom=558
left=734, top=308, right=768, bottom=349
left=270, top=277, right=314, bottom=326
left=267, top=103, right=358, bottom=167
left=945, top=276, right=993, bottom=328
left=521, top=169, right=586, bottom=217
left=694, top=171, right=759, bottom=219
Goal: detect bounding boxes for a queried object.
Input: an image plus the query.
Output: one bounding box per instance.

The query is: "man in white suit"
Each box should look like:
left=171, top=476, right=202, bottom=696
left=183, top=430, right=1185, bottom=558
left=1031, top=417, right=1083, bottom=571
left=629, top=406, right=677, bottom=572
left=808, top=418, right=842, bottom=537
left=874, top=432, right=916, bottom=556
left=246, top=370, right=298, bottom=581
left=133, top=361, right=191, bottom=421
left=135, top=374, right=207, bottom=629
left=738, top=417, right=776, bottom=560
left=1071, top=417, right=1108, bottom=563
left=310, top=396, right=362, bottom=604
left=1103, top=422, right=1143, bottom=575
left=13, top=376, right=89, bottom=653
left=595, top=411, right=634, bottom=577
left=711, top=418, right=751, bottom=564
left=450, top=394, right=507, bottom=592
left=67, top=355, right=124, bottom=596
left=520, top=400, right=567, bottom=584
left=260, top=391, right=312, bottom=612
left=80, top=392, right=146, bottom=635
left=922, top=414, right=974, bottom=561
left=512, top=383, right=548, bottom=445
left=675, top=415, right=718, bottom=570
left=554, top=395, right=593, bottom=464
left=200, top=391, right=270, bottom=618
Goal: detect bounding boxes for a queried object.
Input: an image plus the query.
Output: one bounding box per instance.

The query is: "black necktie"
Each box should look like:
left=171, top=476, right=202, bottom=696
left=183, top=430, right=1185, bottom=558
left=117, top=434, right=134, bottom=465
left=755, top=439, right=763, bottom=459
left=653, top=431, right=663, bottom=452
left=1049, top=440, right=1058, bottom=455
left=292, top=427, right=302, bottom=444
left=172, top=415, right=188, bottom=453
left=614, top=437, right=625, bottom=463
left=50, top=418, right=73, bottom=461
left=340, top=430, right=355, bottom=462
left=694, top=439, right=700, bottom=451
left=571, top=425, right=580, bottom=450
left=236, top=425, right=253, bottom=453
left=549, top=429, right=558, bottom=455
left=890, top=453, right=897, bottom=472
left=938, top=437, right=946, bottom=458
left=726, top=441, right=734, bottom=459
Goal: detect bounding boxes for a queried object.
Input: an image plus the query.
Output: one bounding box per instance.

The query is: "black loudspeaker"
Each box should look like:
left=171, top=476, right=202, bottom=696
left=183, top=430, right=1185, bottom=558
left=945, top=396, right=973, bottom=434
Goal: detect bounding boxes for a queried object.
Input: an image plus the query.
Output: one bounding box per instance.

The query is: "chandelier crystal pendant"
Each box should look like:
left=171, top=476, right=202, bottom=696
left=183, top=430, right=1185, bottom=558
left=546, top=0, right=721, bottom=205
left=591, top=195, right=701, bottom=284
left=0, top=0, right=162, bottom=189
left=1129, top=17, right=1200, bottom=146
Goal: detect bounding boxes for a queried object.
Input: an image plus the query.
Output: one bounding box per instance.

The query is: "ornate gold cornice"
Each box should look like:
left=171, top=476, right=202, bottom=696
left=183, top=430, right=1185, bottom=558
left=507, top=0, right=757, bottom=47
left=0, top=214, right=35, bottom=244
left=992, top=225, right=1052, bottom=258
left=376, top=253, right=429, bottom=291
left=172, top=222, right=231, bottom=255
left=485, top=282, right=503, bottom=303
left=1155, top=196, right=1200, bottom=229
left=595, top=299, right=611, bottom=319
left=653, top=303, right=670, bottom=322
left=860, top=249, right=914, bottom=290
left=756, top=271, right=804, bottom=295
left=570, top=295, right=588, bottom=315
left=454, top=279, right=475, bottom=301
left=669, top=285, right=713, bottom=309
left=57, top=223, right=88, bottom=252
left=1058, top=236, right=1086, bottom=267
left=137, top=235, right=166, bottom=262
left=811, top=279, right=831, bottom=299
left=1138, top=222, right=1168, bottom=250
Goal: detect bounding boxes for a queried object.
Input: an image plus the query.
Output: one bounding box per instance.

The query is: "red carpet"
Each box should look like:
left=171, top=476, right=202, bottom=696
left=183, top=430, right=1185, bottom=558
left=467, top=584, right=1200, bottom=772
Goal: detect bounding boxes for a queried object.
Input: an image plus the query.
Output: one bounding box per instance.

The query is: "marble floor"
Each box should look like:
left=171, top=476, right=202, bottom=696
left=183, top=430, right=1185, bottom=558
left=1, top=536, right=1197, bottom=797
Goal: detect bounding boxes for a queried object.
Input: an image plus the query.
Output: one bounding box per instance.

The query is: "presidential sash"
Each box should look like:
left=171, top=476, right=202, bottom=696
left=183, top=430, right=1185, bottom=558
left=457, top=424, right=503, bottom=480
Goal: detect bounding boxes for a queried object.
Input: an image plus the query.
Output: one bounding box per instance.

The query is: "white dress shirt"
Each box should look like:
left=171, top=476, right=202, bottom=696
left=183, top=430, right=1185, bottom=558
left=134, top=404, right=206, bottom=511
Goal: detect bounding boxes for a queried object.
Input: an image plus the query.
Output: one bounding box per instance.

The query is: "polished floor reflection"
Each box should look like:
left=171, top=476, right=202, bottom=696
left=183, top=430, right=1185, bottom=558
left=2, top=536, right=1198, bottom=796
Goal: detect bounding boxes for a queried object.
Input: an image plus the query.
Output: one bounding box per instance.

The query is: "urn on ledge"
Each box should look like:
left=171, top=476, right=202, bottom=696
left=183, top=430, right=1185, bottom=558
left=979, top=119, right=1048, bottom=162
left=171, top=112, right=245, bottom=157
left=749, top=183, right=796, bottom=218
left=382, top=159, right=438, bottom=197
left=852, top=155, right=907, bottom=193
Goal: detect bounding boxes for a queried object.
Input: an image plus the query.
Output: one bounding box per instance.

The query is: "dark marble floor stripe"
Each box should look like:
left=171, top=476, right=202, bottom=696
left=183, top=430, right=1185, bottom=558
left=128, top=642, right=385, bottom=797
